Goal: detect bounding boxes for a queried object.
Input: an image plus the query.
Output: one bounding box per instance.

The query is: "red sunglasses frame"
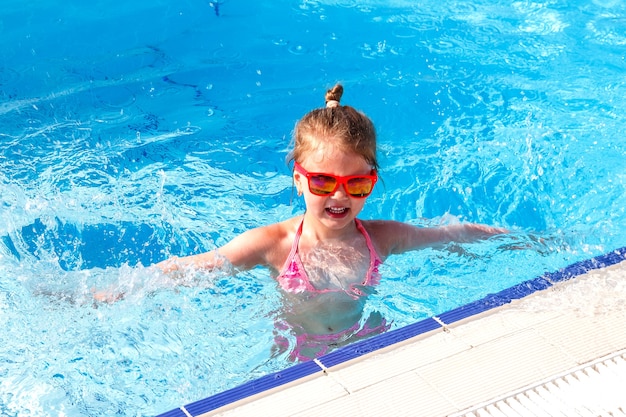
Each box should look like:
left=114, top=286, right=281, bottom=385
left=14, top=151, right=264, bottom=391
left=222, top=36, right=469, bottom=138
left=293, top=162, right=378, bottom=198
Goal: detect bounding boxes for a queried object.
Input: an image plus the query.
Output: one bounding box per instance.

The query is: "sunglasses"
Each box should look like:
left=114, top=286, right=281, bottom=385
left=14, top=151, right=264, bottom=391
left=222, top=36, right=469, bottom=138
left=294, top=162, right=378, bottom=198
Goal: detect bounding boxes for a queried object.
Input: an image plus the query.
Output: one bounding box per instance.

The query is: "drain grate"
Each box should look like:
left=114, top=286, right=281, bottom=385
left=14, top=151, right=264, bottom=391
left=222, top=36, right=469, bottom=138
left=451, top=349, right=626, bottom=417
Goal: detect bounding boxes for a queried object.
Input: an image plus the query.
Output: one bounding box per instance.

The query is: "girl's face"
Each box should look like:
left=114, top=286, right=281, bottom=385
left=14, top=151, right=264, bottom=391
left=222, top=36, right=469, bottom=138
left=294, top=143, right=374, bottom=233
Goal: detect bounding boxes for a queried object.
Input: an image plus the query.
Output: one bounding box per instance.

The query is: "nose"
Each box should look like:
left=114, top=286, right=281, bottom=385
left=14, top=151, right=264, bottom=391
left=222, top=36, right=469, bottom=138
left=331, top=183, right=350, bottom=199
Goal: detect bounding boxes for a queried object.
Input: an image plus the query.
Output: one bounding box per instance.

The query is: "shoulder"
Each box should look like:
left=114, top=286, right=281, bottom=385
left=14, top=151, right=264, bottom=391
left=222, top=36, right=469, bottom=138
left=236, top=217, right=300, bottom=251
left=256, top=216, right=301, bottom=242
left=357, top=219, right=410, bottom=259
left=218, top=216, right=302, bottom=271
left=358, top=219, right=443, bottom=257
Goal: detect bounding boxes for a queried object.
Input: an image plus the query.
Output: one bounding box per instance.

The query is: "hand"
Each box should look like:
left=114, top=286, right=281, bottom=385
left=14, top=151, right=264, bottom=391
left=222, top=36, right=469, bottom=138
left=466, top=223, right=509, bottom=237
left=92, top=286, right=125, bottom=304
left=443, top=223, right=509, bottom=243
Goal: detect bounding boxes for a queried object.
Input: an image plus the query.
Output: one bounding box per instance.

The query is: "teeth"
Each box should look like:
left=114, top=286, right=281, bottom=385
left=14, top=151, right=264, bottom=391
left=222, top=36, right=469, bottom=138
left=327, top=207, right=347, bottom=214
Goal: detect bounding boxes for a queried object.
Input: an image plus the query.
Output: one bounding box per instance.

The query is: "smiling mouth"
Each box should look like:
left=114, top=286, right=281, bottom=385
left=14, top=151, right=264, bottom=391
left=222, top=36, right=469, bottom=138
left=326, top=207, right=348, bottom=215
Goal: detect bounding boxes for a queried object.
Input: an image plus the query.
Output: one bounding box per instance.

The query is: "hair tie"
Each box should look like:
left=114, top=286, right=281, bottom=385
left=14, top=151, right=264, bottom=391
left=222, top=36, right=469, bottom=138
left=326, top=100, right=340, bottom=108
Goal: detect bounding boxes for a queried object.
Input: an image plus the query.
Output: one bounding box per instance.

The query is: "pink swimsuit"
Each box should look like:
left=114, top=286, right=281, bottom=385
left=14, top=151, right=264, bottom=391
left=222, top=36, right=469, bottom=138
left=274, top=218, right=389, bottom=361
left=276, top=218, right=382, bottom=295
left=275, top=314, right=390, bottom=361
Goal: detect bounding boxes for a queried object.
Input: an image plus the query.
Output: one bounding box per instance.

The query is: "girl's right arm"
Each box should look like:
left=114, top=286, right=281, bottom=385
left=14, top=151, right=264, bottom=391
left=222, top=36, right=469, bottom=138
left=155, top=250, right=225, bottom=273
left=93, top=224, right=285, bottom=303
left=155, top=222, right=286, bottom=273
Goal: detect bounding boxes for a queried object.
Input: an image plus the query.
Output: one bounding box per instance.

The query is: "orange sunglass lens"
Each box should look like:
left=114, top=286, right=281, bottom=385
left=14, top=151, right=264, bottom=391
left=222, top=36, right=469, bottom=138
left=346, top=178, right=373, bottom=196
left=309, top=175, right=337, bottom=194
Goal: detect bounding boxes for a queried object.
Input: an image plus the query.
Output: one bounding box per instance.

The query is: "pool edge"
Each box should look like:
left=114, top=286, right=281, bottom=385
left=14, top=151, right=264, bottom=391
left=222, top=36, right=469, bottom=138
left=156, top=246, right=626, bottom=417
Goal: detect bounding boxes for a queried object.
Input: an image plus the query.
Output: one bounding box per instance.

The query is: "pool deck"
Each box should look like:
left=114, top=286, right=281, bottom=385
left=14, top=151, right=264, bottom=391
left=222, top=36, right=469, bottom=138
left=161, top=250, right=626, bottom=417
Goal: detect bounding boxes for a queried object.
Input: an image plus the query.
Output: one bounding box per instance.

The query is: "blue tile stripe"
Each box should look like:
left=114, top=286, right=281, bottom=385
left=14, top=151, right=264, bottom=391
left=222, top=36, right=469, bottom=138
left=318, top=317, right=441, bottom=368
left=156, top=409, right=187, bottom=417
left=438, top=246, right=626, bottom=325
left=436, top=276, right=553, bottom=325
left=157, top=246, right=626, bottom=417
left=543, top=246, right=626, bottom=284
left=180, top=361, right=321, bottom=416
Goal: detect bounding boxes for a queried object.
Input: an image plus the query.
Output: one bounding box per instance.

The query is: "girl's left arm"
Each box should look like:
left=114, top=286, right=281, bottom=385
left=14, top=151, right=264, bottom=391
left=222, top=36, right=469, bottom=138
left=369, top=220, right=508, bottom=257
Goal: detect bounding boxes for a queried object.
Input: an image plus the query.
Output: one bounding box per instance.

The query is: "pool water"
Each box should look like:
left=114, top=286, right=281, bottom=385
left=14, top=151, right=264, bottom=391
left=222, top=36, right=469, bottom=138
left=2, top=0, right=626, bottom=415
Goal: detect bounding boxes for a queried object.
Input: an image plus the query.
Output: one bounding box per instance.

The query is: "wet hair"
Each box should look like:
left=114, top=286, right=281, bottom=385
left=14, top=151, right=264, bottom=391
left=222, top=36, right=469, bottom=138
left=287, top=84, right=379, bottom=170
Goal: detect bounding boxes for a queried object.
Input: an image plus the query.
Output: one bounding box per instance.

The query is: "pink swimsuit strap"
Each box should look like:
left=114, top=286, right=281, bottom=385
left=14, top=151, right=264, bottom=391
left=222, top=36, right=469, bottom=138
left=277, top=218, right=382, bottom=294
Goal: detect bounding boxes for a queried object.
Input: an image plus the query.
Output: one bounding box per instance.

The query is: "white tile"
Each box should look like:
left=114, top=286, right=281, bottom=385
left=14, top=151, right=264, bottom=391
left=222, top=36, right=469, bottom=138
left=533, top=312, right=626, bottom=365
left=327, top=328, right=471, bottom=392
left=204, top=373, right=347, bottom=417
left=293, top=370, right=457, bottom=417
left=417, top=327, right=578, bottom=411
left=444, top=309, right=526, bottom=348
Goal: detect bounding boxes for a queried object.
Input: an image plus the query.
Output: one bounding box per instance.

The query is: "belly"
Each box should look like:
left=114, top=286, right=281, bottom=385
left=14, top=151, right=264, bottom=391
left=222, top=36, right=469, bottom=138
left=281, top=291, right=367, bottom=334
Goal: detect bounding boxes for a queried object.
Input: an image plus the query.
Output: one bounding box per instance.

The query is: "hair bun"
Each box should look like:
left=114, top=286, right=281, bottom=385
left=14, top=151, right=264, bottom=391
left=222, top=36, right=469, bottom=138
left=325, top=84, right=344, bottom=108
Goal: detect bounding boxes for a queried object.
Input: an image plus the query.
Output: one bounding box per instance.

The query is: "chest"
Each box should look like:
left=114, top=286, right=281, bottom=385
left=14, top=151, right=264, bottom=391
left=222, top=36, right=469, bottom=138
left=298, top=237, right=372, bottom=291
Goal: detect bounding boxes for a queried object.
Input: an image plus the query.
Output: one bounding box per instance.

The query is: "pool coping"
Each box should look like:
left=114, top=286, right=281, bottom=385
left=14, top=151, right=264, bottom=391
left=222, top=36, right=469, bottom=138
left=156, top=246, right=626, bottom=417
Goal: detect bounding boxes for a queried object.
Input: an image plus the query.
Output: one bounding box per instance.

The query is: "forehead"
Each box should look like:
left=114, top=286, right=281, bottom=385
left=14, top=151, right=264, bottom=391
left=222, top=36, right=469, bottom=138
left=299, top=144, right=371, bottom=173
left=297, top=130, right=376, bottom=166
left=302, top=141, right=349, bottom=160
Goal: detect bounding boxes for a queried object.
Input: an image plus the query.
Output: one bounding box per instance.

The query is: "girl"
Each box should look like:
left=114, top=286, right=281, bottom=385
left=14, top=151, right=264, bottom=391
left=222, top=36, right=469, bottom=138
left=155, top=84, right=507, bottom=360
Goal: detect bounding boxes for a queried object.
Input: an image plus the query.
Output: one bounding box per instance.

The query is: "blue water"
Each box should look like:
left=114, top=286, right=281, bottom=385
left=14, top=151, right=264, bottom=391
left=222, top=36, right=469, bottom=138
left=2, top=0, right=626, bottom=415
